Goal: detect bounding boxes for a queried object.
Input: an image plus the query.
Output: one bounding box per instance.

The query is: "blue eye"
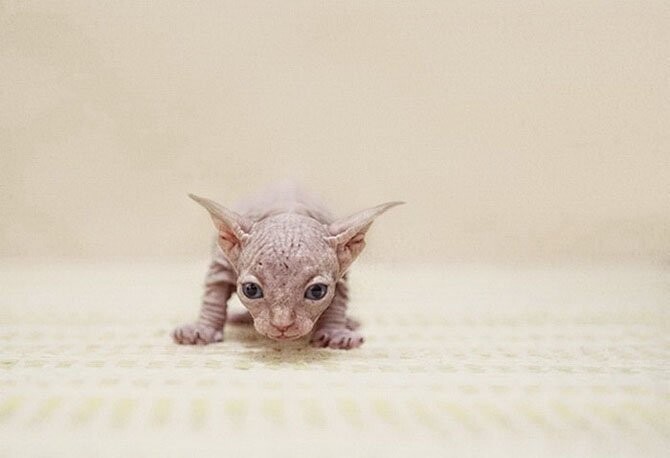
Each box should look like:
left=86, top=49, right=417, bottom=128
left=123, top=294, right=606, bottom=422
left=305, top=283, right=328, bottom=300
left=242, top=282, right=263, bottom=299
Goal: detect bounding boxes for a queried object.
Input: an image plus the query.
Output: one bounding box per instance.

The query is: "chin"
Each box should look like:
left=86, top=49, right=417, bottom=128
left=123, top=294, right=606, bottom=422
left=269, top=334, right=303, bottom=341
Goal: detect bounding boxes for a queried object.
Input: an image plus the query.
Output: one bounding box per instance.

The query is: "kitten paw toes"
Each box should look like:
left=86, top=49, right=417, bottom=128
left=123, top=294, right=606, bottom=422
left=310, top=328, right=364, bottom=350
left=172, top=323, right=223, bottom=345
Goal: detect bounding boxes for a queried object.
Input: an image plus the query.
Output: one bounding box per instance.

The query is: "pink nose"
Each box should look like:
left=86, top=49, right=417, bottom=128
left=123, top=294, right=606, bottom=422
left=272, top=323, right=293, bottom=332
left=270, top=306, right=296, bottom=332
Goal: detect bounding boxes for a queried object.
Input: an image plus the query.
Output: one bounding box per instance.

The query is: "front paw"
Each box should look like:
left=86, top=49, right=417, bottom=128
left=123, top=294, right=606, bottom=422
left=310, top=327, right=364, bottom=350
left=172, top=323, right=223, bottom=345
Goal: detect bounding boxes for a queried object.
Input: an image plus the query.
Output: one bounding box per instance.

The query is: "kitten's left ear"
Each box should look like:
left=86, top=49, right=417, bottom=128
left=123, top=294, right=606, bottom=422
left=326, top=201, right=404, bottom=274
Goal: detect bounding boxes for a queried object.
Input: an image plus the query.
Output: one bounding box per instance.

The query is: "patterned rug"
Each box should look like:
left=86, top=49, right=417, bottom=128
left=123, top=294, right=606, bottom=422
left=1, top=261, right=668, bottom=457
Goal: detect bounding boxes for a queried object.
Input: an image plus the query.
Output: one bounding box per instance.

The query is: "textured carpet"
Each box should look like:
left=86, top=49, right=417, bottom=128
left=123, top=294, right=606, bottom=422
left=0, top=261, right=668, bottom=457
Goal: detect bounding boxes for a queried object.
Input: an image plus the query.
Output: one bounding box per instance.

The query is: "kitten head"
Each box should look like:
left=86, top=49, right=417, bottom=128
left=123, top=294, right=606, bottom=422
left=190, top=194, right=402, bottom=340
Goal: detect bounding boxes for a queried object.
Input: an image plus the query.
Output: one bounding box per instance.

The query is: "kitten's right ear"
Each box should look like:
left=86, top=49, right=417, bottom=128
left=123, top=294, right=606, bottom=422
left=189, top=194, right=252, bottom=264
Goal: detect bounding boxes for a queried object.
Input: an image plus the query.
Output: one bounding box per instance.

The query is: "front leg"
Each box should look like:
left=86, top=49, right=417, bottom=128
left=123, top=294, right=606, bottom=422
left=172, top=258, right=235, bottom=345
left=310, top=277, right=364, bottom=350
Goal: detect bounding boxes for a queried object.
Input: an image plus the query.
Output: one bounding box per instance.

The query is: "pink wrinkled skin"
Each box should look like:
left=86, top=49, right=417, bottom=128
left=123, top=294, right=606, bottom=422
left=172, top=183, right=402, bottom=350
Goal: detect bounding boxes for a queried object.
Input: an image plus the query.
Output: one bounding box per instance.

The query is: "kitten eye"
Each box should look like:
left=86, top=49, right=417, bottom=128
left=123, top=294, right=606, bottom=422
left=241, top=282, right=263, bottom=299
left=305, top=283, right=328, bottom=300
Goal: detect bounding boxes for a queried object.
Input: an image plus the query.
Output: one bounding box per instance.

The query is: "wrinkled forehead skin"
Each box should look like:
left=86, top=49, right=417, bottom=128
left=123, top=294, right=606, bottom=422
left=237, top=213, right=339, bottom=290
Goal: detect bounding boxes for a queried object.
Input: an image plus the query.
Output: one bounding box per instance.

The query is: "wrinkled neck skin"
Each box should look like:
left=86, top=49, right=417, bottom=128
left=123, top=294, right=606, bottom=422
left=229, top=212, right=341, bottom=340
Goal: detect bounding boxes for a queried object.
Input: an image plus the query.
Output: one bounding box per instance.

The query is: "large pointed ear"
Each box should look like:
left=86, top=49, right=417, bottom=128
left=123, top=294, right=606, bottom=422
left=326, top=201, right=404, bottom=274
left=189, top=194, right=253, bottom=264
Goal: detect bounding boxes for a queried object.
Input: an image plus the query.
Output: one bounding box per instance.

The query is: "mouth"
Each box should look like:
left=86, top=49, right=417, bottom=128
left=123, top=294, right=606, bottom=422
left=268, top=332, right=302, bottom=341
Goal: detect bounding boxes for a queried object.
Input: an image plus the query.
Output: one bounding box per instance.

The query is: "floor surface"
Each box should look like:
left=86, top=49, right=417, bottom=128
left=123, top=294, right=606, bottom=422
left=0, top=261, right=668, bottom=457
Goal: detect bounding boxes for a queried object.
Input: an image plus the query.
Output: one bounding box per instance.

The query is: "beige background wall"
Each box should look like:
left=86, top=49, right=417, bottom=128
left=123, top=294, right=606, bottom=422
left=1, top=1, right=668, bottom=262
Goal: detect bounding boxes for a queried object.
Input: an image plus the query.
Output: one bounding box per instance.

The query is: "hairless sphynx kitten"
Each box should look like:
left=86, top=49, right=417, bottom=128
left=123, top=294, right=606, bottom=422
left=172, top=184, right=403, bottom=350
